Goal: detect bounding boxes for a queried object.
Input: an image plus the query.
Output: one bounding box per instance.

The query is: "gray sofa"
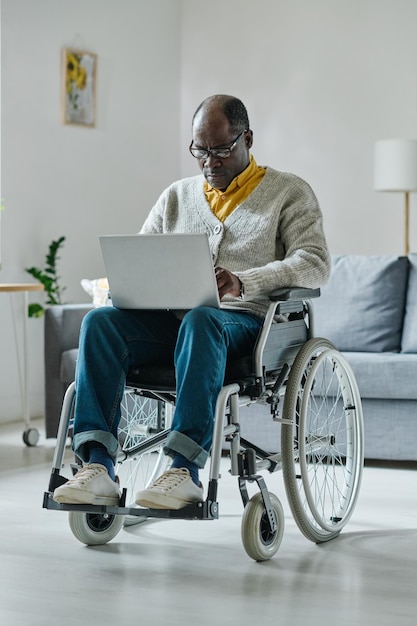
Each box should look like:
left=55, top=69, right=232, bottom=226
left=44, top=303, right=93, bottom=438
left=44, top=254, right=417, bottom=462
left=239, top=253, right=417, bottom=461
left=314, top=253, right=417, bottom=462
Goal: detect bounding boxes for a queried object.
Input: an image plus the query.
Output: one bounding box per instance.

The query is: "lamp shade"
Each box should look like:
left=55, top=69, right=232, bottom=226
left=374, top=139, right=417, bottom=191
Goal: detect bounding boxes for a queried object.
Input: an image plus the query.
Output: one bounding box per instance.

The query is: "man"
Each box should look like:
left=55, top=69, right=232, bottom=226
left=53, top=94, right=330, bottom=510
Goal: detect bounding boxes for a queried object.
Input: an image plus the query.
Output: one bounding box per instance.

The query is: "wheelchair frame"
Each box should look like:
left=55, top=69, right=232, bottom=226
left=43, top=288, right=364, bottom=561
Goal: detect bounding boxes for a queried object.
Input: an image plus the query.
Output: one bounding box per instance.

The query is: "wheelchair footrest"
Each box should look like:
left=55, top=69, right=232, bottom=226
left=42, top=491, right=219, bottom=520
left=130, top=500, right=219, bottom=520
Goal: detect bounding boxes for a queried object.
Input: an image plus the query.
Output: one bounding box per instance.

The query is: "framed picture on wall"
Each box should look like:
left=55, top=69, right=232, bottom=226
left=61, top=48, right=97, bottom=127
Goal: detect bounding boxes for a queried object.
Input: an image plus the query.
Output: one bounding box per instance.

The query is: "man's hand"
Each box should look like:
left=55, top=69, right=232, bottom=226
left=215, top=266, right=242, bottom=299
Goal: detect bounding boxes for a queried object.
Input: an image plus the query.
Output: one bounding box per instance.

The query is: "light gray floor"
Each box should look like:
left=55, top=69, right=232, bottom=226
left=1, top=418, right=416, bottom=626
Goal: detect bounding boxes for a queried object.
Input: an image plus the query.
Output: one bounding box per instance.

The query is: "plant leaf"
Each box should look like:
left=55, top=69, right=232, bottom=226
left=28, top=303, right=45, bottom=318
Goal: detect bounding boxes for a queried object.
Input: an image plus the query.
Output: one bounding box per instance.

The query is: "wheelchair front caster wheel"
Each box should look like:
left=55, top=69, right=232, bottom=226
left=23, top=428, right=40, bottom=447
left=69, top=511, right=124, bottom=545
left=241, top=492, right=284, bottom=561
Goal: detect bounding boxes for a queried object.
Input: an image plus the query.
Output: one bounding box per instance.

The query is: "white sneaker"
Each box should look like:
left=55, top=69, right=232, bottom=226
left=53, top=463, right=121, bottom=505
left=135, top=468, right=203, bottom=510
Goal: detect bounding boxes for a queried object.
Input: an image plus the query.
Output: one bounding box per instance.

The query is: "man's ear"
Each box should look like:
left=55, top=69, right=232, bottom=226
left=245, top=130, right=254, bottom=149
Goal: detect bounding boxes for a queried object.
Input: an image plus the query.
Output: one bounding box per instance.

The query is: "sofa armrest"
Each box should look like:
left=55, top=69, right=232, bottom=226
left=44, top=304, right=93, bottom=438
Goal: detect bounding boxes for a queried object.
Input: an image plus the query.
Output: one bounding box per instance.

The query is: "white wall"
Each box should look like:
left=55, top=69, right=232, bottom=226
left=0, top=0, right=180, bottom=424
left=180, top=0, right=417, bottom=255
left=1, top=0, right=417, bottom=428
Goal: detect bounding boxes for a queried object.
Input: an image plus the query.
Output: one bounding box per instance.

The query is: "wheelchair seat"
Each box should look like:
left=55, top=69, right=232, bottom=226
left=127, top=287, right=319, bottom=396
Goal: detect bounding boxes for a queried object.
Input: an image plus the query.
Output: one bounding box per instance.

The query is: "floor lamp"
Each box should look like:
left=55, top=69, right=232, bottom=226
left=374, top=139, right=417, bottom=256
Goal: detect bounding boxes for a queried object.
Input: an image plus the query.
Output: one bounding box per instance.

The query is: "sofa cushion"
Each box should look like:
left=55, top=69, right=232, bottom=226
left=401, top=253, right=417, bottom=353
left=341, top=352, right=417, bottom=400
left=314, top=255, right=409, bottom=352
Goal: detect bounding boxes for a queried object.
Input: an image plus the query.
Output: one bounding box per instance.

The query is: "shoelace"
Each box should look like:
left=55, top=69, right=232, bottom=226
left=152, top=469, right=188, bottom=491
left=68, top=464, right=105, bottom=485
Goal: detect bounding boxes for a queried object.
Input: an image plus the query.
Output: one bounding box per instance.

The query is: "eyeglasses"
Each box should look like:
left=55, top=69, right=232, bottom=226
left=189, top=129, right=247, bottom=160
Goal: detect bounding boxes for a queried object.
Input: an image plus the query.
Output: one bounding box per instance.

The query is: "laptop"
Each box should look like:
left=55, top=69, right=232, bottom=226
left=99, top=233, right=243, bottom=310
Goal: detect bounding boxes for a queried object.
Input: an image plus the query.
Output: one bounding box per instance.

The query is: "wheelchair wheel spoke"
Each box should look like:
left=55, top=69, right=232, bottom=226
left=117, top=391, right=173, bottom=509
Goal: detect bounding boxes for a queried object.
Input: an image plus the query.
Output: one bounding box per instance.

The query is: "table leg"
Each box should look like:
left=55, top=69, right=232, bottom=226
left=9, top=291, right=39, bottom=445
left=22, top=291, right=29, bottom=429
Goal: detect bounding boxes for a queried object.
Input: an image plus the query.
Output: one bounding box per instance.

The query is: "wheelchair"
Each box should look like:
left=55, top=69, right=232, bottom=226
left=43, top=288, right=364, bottom=561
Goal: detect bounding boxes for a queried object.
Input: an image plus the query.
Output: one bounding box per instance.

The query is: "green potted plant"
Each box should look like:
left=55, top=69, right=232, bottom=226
left=25, top=236, right=66, bottom=317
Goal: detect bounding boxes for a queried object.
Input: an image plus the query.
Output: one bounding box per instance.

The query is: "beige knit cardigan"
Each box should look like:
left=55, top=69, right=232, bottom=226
left=141, top=166, right=331, bottom=319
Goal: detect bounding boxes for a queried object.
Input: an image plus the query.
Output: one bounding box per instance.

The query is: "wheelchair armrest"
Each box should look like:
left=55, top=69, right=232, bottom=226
left=268, top=287, right=320, bottom=301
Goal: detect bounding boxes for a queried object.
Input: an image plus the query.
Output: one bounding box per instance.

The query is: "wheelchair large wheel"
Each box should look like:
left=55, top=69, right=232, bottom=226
left=281, top=338, right=363, bottom=544
left=117, top=392, right=172, bottom=526
left=241, top=492, right=285, bottom=561
left=69, top=511, right=124, bottom=546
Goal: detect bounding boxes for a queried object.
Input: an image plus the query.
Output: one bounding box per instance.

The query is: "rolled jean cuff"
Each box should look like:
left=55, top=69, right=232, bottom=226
left=163, top=431, right=209, bottom=469
left=72, top=430, right=120, bottom=464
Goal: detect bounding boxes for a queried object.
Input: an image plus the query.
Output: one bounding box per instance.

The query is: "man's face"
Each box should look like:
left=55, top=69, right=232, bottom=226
left=191, top=110, right=253, bottom=191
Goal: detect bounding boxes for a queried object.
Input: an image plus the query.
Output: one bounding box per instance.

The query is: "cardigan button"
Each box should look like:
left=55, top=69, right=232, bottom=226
left=214, top=224, right=222, bottom=234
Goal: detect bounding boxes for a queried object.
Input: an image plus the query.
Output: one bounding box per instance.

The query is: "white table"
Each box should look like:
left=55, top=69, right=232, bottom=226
left=0, top=283, right=44, bottom=445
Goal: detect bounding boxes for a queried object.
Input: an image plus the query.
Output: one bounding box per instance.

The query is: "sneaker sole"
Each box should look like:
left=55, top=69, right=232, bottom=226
left=53, top=490, right=120, bottom=506
left=135, top=493, right=202, bottom=510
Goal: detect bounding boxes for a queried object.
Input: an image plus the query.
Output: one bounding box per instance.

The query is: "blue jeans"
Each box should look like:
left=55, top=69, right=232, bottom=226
left=72, top=306, right=263, bottom=468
